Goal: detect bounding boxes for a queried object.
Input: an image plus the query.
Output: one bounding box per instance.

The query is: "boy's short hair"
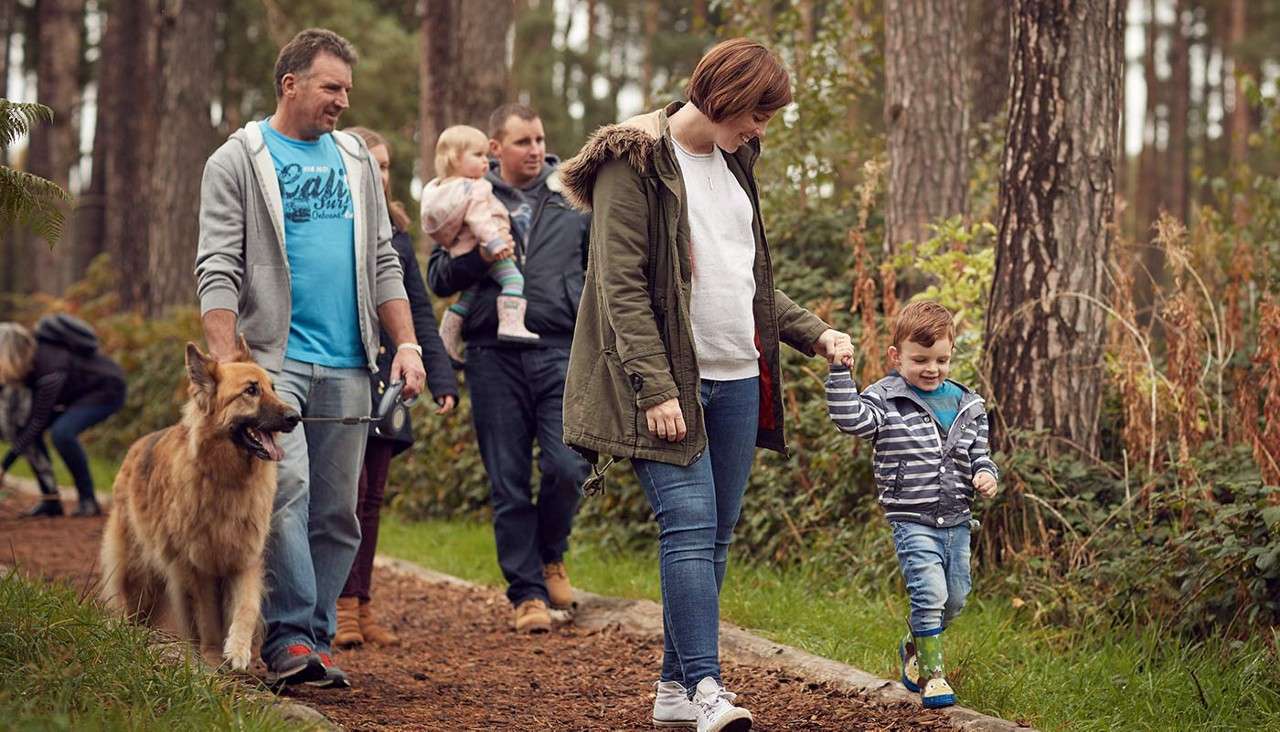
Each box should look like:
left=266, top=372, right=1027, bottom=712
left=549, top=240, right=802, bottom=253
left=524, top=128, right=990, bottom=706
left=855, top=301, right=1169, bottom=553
left=488, top=103, right=539, bottom=142
left=686, top=38, right=792, bottom=123
left=892, top=301, right=956, bottom=348
left=273, top=28, right=358, bottom=98
left=434, top=125, right=488, bottom=179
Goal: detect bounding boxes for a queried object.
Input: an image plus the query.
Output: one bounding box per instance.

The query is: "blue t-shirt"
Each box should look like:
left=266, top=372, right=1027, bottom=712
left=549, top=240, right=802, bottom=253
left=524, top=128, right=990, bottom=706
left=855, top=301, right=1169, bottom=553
left=909, top=380, right=965, bottom=433
left=262, top=119, right=364, bottom=368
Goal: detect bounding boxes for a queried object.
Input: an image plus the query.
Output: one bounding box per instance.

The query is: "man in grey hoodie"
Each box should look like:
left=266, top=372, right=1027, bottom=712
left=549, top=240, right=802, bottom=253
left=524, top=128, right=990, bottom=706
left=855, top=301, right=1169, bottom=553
left=195, top=28, right=425, bottom=690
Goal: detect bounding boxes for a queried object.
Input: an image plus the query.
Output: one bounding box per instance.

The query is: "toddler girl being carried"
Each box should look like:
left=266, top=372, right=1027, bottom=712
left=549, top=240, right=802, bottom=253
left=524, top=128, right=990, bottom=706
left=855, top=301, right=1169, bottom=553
left=421, top=125, right=539, bottom=362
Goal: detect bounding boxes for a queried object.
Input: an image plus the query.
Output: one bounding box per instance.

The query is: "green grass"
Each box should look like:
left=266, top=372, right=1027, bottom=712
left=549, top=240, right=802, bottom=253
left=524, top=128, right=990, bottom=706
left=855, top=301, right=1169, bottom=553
left=0, top=571, right=308, bottom=731
left=0, top=439, right=119, bottom=495
left=377, top=514, right=1280, bottom=732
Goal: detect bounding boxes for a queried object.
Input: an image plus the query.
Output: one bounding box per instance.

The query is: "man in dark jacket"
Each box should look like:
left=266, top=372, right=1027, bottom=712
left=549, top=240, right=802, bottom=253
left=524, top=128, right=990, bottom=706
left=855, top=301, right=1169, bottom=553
left=428, top=103, right=590, bottom=633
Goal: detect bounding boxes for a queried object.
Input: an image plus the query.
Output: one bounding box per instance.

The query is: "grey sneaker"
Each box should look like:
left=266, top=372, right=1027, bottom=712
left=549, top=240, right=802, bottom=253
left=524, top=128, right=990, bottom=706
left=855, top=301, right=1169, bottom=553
left=692, top=677, right=752, bottom=732
left=652, top=680, right=696, bottom=728
left=264, top=643, right=325, bottom=690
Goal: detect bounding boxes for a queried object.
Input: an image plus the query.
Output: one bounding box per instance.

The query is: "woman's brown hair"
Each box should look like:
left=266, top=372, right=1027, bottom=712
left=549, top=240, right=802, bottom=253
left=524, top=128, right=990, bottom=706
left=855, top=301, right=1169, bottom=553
left=686, top=38, right=792, bottom=123
left=344, top=126, right=412, bottom=232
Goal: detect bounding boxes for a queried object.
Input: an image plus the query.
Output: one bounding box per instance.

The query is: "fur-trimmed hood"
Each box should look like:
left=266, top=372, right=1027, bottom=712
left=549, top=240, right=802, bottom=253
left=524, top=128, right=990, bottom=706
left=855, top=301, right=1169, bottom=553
left=559, top=107, right=666, bottom=211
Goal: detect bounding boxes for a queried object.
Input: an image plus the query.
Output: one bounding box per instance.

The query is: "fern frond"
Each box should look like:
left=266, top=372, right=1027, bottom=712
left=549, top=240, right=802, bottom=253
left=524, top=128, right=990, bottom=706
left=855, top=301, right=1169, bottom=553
left=0, top=99, right=55, bottom=151
left=0, top=165, right=70, bottom=245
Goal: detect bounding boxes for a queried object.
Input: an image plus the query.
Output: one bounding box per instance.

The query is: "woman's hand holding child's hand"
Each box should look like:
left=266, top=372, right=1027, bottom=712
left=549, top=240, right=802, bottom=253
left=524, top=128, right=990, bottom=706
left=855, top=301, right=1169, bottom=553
left=814, top=329, right=854, bottom=366
left=974, top=472, right=998, bottom=498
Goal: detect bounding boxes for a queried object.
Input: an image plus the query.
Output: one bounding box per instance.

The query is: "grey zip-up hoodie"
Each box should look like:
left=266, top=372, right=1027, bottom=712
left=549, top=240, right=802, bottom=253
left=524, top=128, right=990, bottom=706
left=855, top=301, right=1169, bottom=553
left=826, top=368, right=998, bottom=528
left=195, top=120, right=407, bottom=372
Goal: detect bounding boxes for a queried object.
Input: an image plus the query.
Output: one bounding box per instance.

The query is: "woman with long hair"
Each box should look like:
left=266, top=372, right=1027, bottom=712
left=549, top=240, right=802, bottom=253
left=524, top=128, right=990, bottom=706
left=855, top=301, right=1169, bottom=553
left=559, top=39, right=853, bottom=731
left=332, top=127, right=459, bottom=652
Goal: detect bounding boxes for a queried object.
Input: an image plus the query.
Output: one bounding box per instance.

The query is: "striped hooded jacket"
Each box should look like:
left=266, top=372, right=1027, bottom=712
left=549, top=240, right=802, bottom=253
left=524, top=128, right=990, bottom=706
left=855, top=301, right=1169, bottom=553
left=825, top=368, right=998, bottom=528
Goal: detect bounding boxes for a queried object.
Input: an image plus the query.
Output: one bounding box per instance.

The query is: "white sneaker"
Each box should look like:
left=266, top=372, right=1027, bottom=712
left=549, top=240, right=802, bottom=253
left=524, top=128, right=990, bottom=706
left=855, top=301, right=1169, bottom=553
left=692, top=677, right=752, bottom=732
left=652, top=680, right=697, bottom=728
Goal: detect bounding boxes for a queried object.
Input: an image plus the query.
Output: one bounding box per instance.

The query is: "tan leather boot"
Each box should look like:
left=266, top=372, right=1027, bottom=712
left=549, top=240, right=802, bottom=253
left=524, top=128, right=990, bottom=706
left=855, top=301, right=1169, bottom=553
left=513, top=598, right=551, bottom=633
left=358, top=599, right=400, bottom=646
left=496, top=295, right=540, bottom=344
left=543, top=561, right=574, bottom=609
left=334, top=596, right=363, bottom=648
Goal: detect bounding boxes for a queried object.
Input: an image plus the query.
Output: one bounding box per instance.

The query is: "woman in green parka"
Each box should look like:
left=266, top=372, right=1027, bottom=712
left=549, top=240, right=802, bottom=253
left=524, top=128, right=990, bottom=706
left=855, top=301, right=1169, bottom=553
left=560, top=39, right=854, bottom=732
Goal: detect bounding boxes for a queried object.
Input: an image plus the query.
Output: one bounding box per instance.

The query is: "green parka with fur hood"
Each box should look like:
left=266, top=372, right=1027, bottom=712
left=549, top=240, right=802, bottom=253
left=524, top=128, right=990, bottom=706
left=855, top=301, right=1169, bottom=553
left=559, top=102, right=829, bottom=467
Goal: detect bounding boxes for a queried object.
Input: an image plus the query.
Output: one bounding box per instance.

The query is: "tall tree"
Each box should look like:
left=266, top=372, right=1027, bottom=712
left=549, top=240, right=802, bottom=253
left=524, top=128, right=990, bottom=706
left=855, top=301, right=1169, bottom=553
left=884, top=0, right=969, bottom=255
left=146, top=0, right=218, bottom=315
left=983, top=0, right=1124, bottom=455
left=1166, top=0, right=1191, bottom=223
left=419, top=0, right=514, bottom=174
left=26, top=0, right=84, bottom=295
left=970, top=0, right=1010, bottom=130
left=101, top=0, right=157, bottom=310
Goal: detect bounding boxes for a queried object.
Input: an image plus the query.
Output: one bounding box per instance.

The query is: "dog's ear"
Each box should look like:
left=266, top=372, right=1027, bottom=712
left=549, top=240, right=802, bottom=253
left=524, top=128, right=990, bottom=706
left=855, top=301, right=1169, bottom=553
left=233, top=333, right=253, bottom=363
left=185, top=342, right=216, bottom=407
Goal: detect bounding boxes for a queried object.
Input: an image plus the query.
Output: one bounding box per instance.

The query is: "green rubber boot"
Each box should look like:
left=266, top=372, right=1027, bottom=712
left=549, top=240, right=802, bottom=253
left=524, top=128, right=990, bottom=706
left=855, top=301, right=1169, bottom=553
left=898, top=629, right=920, bottom=692
left=913, top=630, right=956, bottom=708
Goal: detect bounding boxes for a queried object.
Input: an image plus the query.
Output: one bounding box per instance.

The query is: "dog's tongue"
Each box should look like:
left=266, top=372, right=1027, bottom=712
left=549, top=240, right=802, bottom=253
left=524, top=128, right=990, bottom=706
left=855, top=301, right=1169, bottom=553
left=260, top=431, right=285, bottom=461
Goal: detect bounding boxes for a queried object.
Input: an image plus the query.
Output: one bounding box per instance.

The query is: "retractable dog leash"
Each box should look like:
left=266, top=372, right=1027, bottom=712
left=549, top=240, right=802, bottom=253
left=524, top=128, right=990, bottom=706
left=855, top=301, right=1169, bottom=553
left=298, top=380, right=413, bottom=438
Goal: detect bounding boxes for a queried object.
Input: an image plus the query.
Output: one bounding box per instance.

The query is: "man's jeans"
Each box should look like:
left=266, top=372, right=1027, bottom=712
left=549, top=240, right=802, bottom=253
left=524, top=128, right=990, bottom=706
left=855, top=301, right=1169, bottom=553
left=890, top=520, right=972, bottom=634
left=465, top=346, right=589, bottom=606
left=633, top=377, right=759, bottom=692
left=261, top=358, right=370, bottom=660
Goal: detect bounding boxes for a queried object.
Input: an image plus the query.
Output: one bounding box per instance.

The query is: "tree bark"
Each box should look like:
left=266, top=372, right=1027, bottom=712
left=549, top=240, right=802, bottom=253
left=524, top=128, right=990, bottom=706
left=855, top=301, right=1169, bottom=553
left=1166, top=0, right=1190, bottom=223
left=983, top=0, right=1124, bottom=456
left=884, top=0, right=969, bottom=254
left=101, top=0, right=157, bottom=310
left=26, top=0, right=84, bottom=295
left=970, top=0, right=1010, bottom=130
left=146, top=0, right=217, bottom=315
left=419, top=0, right=513, bottom=171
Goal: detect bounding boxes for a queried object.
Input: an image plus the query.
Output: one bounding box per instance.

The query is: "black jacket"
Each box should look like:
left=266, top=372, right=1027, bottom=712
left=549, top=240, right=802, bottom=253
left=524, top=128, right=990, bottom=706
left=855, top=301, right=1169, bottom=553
left=2, top=342, right=126, bottom=470
left=370, top=229, right=459, bottom=453
left=427, top=157, right=590, bottom=348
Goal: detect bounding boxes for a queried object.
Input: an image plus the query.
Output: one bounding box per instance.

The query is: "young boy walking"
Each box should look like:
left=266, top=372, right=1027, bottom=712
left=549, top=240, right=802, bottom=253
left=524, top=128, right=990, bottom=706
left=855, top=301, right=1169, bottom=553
left=825, top=300, right=999, bottom=709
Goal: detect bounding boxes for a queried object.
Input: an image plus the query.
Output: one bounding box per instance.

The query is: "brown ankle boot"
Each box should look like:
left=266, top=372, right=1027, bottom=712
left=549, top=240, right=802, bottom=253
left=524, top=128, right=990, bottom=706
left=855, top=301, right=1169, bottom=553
left=543, top=561, right=574, bottom=609
left=358, top=599, right=400, bottom=646
left=334, top=596, right=364, bottom=648
left=514, top=598, right=551, bottom=634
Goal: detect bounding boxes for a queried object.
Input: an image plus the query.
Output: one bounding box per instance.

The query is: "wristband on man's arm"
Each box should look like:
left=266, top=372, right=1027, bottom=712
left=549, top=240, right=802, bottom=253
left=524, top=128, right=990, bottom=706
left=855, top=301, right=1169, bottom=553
left=397, top=343, right=423, bottom=356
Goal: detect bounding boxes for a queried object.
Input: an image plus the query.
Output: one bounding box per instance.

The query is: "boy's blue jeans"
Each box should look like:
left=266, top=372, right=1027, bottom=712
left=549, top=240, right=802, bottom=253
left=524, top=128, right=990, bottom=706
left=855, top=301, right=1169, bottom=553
left=633, top=377, right=759, bottom=692
left=891, top=520, right=972, bottom=634
left=261, top=358, right=370, bottom=661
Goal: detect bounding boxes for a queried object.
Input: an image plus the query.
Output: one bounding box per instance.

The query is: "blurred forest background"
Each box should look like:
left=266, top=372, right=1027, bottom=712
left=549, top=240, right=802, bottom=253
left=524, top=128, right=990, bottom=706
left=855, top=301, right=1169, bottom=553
left=3, top=0, right=1280, bottom=680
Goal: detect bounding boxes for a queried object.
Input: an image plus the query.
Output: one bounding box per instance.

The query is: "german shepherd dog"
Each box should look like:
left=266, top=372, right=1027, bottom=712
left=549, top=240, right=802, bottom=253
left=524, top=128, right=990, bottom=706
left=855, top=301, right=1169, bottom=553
left=100, top=338, right=299, bottom=670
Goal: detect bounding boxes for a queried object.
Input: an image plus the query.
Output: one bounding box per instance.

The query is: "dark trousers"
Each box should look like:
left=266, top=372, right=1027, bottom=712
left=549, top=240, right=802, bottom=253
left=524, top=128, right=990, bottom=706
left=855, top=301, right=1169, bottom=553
left=341, top=436, right=398, bottom=601
left=465, top=346, right=589, bottom=606
left=49, top=395, right=125, bottom=501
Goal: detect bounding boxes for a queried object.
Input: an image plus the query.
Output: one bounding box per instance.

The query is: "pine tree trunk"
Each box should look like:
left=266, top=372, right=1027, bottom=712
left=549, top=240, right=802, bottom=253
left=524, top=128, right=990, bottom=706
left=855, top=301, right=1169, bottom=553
left=983, top=0, right=1124, bottom=455
left=1133, top=0, right=1163, bottom=319
left=146, top=0, right=217, bottom=315
left=26, top=0, right=84, bottom=295
left=419, top=0, right=513, bottom=170
left=1167, top=0, right=1190, bottom=223
left=101, top=0, right=157, bottom=310
left=884, top=0, right=969, bottom=254
left=970, top=0, right=1010, bottom=130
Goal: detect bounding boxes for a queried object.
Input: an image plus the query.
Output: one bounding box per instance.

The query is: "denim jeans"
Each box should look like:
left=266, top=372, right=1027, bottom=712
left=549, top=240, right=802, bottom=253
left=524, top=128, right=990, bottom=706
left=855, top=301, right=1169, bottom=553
left=49, top=394, right=125, bottom=501
left=633, top=377, right=759, bottom=692
left=261, top=358, right=370, bottom=660
left=890, top=520, right=972, bottom=634
left=465, top=346, right=589, bottom=606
